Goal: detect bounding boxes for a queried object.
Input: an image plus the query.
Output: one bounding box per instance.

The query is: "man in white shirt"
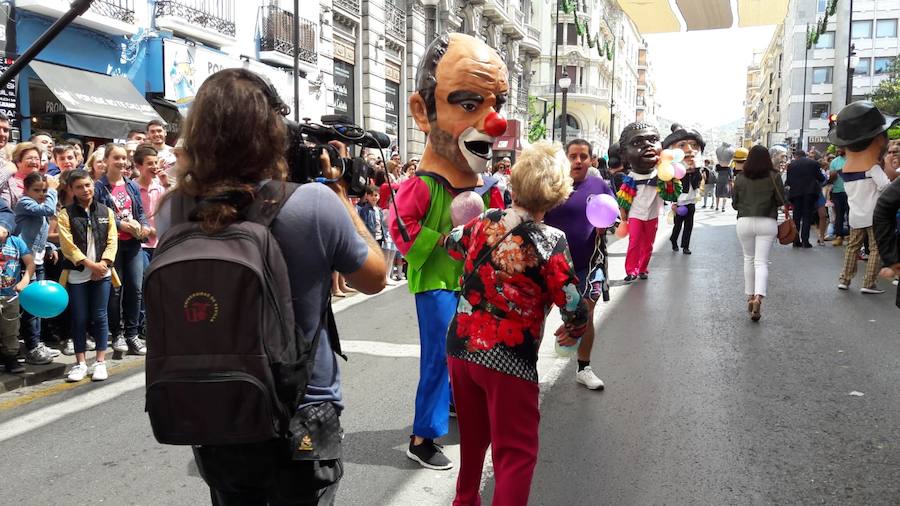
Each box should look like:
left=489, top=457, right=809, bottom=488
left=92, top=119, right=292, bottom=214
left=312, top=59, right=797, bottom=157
left=830, top=101, right=896, bottom=294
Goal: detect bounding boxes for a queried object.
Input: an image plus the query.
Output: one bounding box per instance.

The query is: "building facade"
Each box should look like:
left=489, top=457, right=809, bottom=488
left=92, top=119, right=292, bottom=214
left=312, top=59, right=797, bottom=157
left=769, top=0, right=900, bottom=152
left=8, top=0, right=541, bottom=161
left=532, top=0, right=648, bottom=155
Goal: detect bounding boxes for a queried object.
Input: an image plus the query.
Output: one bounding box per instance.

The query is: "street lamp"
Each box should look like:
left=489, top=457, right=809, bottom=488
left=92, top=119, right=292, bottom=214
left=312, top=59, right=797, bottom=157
left=846, top=45, right=859, bottom=106
left=559, top=70, right=571, bottom=144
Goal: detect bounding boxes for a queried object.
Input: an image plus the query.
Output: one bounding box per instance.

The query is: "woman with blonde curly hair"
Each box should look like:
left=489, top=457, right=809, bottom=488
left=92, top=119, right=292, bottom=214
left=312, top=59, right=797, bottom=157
left=441, top=141, right=589, bottom=506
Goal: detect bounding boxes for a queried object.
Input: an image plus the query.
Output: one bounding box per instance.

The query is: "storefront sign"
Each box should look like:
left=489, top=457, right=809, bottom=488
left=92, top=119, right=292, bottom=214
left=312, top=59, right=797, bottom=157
left=333, top=39, right=355, bottom=65
left=385, top=62, right=401, bottom=84
left=385, top=80, right=399, bottom=136
left=333, top=60, right=355, bottom=121
left=163, top=39, right=294, bottom=115
left=0, top=58, right=18, bottom=130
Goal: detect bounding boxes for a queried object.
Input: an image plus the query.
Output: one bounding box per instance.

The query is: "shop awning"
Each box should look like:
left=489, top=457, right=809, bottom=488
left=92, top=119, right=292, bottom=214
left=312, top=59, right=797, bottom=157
left=617, top=0, right=789, bottom=33
left=29, top=61, right=164, bottom=139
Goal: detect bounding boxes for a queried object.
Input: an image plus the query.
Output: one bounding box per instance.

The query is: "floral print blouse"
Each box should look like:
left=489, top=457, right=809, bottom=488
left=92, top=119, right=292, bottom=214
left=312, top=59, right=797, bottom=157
left=444, top=207, right=589, bottom=382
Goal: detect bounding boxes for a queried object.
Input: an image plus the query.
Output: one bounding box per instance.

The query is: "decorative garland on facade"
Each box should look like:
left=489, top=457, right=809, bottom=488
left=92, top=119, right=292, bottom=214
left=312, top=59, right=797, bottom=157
left=806, top=0, right=838, bottom=49
left=559, top=0, right=614, bottom=61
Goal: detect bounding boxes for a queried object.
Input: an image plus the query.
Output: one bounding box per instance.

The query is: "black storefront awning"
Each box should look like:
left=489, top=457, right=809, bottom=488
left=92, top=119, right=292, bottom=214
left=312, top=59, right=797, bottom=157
left=29, top=61, right=164, bottom=139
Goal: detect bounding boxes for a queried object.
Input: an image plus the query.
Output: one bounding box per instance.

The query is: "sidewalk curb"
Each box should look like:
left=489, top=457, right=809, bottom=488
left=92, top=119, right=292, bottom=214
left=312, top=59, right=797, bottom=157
left=1, top=351, right=146, bottom=395
left=0, top=362, right=69, bottom=394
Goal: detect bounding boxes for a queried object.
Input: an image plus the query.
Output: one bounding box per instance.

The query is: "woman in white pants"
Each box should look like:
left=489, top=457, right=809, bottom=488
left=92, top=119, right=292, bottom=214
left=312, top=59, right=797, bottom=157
left=732, top=145, right=786, bottom=321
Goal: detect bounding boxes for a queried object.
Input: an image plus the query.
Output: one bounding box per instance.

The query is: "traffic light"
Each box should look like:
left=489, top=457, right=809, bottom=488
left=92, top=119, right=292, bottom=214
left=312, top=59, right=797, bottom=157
left=828, top=113, right=838, bottom=131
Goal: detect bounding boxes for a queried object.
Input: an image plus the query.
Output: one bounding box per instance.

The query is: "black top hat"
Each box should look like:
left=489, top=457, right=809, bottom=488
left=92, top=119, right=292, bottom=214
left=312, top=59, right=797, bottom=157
left=662, top=123, right=706, bottom=152
left=828, top=101, right=899, bottom=146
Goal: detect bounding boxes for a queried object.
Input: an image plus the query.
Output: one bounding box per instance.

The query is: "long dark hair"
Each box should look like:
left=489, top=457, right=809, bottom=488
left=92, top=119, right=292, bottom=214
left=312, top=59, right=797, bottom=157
left=169, top=68, right=288, bottom=232
left=742, top=145, right=775, bottom=180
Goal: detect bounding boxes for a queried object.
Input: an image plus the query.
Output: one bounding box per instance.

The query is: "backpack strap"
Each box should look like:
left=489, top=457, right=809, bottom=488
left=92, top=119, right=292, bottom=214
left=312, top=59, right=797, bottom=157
left=245, top=180, right=300, bottom=226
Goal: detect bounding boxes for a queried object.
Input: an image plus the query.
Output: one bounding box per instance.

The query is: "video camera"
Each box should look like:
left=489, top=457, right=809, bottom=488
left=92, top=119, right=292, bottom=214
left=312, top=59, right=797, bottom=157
left=286, top=115, right=391, bottom=198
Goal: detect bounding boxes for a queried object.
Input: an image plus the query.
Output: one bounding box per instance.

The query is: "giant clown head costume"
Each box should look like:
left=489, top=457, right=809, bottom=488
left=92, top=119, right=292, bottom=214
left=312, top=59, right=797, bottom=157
left=409, top=33, right=510, bottom=188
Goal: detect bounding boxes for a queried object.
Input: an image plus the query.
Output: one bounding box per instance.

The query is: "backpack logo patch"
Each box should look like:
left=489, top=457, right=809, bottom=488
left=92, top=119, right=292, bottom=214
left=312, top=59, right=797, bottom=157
left=183, top=292, right=219, bottom=323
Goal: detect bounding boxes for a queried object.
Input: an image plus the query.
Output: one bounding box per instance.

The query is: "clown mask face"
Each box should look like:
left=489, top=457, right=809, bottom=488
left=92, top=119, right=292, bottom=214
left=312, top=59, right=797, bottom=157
left=623, top=128, right=662, bottom=175
left=414, top=34, right=510, bottom=175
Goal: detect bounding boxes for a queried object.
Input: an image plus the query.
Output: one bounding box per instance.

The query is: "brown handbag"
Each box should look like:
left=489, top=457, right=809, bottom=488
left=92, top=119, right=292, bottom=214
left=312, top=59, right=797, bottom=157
left=770, top=172, right=797, bottom=245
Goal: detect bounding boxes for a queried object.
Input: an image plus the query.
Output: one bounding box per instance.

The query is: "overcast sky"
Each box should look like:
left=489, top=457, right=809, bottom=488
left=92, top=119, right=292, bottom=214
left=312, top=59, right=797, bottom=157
left=644, top=25, right=777, bottom=128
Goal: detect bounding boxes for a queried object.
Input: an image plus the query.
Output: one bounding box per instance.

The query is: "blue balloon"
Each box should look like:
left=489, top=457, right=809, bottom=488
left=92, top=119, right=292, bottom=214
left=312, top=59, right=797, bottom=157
left=20, top=281, right=69, bottom=318
left=676, top=205, right=689, bottom=217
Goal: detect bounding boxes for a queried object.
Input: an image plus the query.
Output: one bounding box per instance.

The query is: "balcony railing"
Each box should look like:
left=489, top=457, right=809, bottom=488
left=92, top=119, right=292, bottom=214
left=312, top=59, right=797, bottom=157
left=90, top=0, right=135, bottom=23
left=527, top=25, right=540, bottom=40
left=334, top=0, right=361, bottom=16
left=516, top=89, right=528, bottom=113
left=533, top=84, right=609, bottom=97
left=155, top=0, right=235, bottom=37
left=259, top=5, right=317, bottom=66
left=385, top=0, right=406, bottom=41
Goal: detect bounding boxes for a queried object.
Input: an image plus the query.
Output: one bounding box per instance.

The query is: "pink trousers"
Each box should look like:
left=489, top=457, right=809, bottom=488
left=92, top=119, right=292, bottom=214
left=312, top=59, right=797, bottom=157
left=449, top=357, right=540, bottom=506
left=624, top=217, right=659, bottom=276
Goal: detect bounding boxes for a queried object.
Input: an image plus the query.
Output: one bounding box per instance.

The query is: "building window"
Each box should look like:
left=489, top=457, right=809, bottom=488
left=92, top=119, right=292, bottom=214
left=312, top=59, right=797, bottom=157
left=567, top=23, right=577, bottom=45
left=811, top=102, right=830, bottom=119
left=817, top=0, right=827, bottom=12
left=855, top=57, right=871, bottom=76
left=876, top=19, right=898, bottom=38
left=874, top=57, right=893, bottom=75
left=812, top=67, right=832, bottom=84
left=851, top=20, right=873, bottom=39
left=815, top=31, right=835, bottom=48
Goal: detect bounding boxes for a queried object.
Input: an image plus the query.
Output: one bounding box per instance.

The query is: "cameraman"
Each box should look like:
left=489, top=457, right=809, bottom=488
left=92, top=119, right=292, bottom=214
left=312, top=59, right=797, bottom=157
left=156, top=68, right=386, bottom=504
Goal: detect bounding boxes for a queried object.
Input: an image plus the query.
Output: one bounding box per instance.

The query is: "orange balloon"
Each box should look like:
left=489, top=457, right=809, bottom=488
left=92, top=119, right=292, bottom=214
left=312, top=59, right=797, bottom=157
left=615, top=221, right=629, bottom=238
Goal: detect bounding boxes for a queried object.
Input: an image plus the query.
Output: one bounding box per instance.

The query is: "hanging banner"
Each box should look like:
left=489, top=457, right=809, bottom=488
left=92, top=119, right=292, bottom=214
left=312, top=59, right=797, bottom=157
left=163, top=38, right=295, bottom=115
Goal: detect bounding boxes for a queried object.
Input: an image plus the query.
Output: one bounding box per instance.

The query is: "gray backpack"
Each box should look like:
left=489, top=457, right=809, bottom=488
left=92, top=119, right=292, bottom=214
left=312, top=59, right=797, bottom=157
left=144, top=181, right=322, bottom=445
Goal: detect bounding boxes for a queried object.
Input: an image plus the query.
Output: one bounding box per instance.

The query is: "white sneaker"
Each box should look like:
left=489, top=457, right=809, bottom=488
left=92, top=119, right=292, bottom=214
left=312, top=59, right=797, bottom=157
left=112, top=335, right=128, bottom=352
left=893, top=279, right=899, bottom=287
left=576, top=366, right=605, bottom=390
left=90, top=361, right=108, bottom=381
left=66, top=362, right=88, bottom=382
left=860, top=287, right=885, bottom=294
left=837, top=283, right=849, bottom=290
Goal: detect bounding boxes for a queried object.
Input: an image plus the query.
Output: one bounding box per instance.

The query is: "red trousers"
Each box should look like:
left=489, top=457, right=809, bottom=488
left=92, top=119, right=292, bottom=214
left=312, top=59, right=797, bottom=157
left=448, top=357, right=540, bottom=506
left=624, top=217, right=659, bottom=276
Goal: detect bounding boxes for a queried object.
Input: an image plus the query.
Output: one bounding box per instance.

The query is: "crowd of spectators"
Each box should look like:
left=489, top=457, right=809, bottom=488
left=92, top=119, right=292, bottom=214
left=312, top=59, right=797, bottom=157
left=0, top=115, right=175, bottom=379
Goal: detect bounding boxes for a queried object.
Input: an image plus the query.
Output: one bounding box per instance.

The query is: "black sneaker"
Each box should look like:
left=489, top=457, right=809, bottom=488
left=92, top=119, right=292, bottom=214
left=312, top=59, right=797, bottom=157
left=623, top=274, right=638, bottom=283
left=670, top=239, right=678, bottom=251
left=682, top=248, right=692, bottom=255
left=449, top=403, right=457, bottom=418
left=2, top=354, right=24, bottom=373
left=406, top=437, right=453, bottom=470
left=639, top=272, right=648, bottom=280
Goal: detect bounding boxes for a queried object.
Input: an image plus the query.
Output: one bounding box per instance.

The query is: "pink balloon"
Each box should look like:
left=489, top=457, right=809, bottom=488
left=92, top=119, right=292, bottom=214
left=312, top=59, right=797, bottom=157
left=585, top=193, right=619, bottom=228
left=450, top=191, right=485, bottom=226
left=673, top=162, right=687, bottom=179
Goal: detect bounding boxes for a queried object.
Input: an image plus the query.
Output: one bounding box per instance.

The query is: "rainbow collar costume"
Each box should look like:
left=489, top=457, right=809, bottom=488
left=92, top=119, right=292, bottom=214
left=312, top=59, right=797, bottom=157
left=616, top=173, right=681, bottom=211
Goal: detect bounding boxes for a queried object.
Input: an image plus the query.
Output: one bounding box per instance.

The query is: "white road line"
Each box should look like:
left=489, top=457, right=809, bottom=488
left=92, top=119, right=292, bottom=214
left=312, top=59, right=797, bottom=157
left=340, top=340, right=421, bottom=358
left=0, top=373, right=145, bottom=442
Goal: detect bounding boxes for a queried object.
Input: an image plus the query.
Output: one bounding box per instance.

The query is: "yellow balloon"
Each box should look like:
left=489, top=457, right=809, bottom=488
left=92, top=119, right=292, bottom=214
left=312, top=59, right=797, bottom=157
left=658, top=162, right=674, bottom=182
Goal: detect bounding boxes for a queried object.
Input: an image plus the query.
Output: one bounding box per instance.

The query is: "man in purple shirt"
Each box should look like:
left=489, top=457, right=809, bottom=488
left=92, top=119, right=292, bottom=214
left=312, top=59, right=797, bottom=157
left=545, top=139, right=615, bottom=390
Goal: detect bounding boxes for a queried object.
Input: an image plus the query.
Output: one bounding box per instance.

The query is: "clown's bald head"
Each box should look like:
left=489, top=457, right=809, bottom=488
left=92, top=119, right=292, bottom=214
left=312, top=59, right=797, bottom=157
left=410, top=33, right=510, bottom=175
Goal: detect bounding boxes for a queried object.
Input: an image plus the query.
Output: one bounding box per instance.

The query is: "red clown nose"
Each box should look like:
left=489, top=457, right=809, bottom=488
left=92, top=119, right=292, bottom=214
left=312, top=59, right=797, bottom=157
left=483, top=111, right=507, bottom=137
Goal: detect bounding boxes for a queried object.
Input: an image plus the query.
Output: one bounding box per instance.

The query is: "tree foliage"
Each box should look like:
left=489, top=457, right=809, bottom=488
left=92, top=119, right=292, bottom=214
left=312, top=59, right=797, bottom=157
left=871, top=55, right=900, bottom=115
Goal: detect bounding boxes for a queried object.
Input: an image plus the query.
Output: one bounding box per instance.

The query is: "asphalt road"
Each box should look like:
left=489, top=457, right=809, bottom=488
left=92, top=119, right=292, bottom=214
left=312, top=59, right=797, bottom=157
left=1, top=207, right=898, bottom=505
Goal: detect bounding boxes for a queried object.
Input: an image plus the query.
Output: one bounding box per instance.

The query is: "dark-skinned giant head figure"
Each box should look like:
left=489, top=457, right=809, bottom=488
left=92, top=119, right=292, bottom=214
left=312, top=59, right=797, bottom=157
left=410, top=33, right=509, bottom=180
left=615, top=122, right=662, bottom=175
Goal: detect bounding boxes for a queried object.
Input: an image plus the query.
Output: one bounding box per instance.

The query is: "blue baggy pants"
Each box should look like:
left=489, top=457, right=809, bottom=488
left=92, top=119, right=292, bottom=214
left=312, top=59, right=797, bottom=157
left=413, top=289, right=459, bottom=439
